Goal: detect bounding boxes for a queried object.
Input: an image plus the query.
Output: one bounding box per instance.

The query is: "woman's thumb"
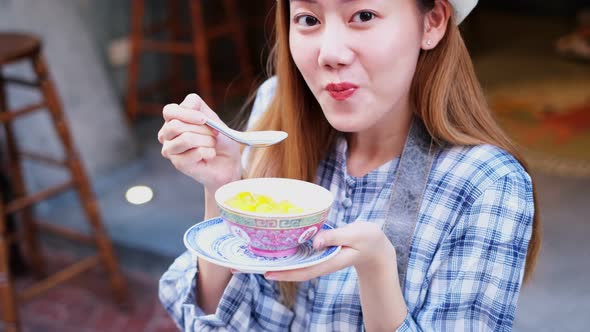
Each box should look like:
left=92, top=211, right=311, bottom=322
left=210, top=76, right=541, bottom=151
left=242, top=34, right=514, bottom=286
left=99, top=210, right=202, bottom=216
left=313, top=223, right=363, bottom=250
left=312, top=228, right=340, bottom=249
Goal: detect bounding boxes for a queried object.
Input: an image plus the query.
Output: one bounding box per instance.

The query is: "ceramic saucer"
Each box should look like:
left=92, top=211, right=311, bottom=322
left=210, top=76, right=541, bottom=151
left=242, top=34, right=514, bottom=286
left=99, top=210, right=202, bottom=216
left=183, top=217, right=341, bottom=274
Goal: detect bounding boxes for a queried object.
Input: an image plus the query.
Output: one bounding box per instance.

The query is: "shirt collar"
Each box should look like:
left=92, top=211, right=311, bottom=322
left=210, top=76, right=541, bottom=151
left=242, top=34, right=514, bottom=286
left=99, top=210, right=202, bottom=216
left=332, top=135, right=400, bottom=189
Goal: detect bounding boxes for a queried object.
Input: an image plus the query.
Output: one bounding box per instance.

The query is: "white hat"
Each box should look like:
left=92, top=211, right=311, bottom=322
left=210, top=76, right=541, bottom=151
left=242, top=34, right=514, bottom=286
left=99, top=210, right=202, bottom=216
left=450, top=0, right=478, bottom=24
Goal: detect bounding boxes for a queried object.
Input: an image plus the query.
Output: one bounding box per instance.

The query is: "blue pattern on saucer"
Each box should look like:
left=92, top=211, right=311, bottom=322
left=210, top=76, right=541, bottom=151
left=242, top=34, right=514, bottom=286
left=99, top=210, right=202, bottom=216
left=183, top=217, right=341, bottom=273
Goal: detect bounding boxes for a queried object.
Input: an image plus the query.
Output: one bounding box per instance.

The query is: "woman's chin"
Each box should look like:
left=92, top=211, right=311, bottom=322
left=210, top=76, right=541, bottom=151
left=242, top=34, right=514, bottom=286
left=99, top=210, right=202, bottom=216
left=320, top=100, right=373, bottom=133
left=325, top=118, right=367, bottom=133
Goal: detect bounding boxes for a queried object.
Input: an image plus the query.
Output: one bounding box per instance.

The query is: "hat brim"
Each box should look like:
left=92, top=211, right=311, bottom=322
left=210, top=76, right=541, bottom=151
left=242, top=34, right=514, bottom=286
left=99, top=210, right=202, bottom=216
left=450, top=0, right=478, bottom=24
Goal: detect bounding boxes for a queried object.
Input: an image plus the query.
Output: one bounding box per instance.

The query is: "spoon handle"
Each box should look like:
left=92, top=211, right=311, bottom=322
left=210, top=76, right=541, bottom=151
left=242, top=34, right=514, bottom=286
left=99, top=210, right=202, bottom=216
left=204, top=119, right=243, bottom=144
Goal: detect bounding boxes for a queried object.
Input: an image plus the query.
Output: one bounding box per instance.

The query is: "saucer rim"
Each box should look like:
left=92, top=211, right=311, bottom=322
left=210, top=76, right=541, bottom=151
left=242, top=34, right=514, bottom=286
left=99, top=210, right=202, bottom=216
left=183, top=217, right=341, bottom=273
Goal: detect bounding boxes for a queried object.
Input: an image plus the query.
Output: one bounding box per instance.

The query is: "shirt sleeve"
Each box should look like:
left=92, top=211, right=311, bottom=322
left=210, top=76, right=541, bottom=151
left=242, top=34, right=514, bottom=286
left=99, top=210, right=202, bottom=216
left=396, top=171, right=535, bottom=331
left=158, top=251, right=235, bottom=330
left=159, top=251, right=295, bottom=331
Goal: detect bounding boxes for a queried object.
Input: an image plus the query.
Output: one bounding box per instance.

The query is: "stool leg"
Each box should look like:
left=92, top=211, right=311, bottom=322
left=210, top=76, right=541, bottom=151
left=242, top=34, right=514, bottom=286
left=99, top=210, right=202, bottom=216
left=222, top=0, right=255, bottom=85
left=126, top=0, right=145, bottom=121
left=32, top=54, right=129, bottom=306
left=0, top=196, right=20, bottom=332
left=189, top=0, right=214, bottom=107
left=0, top=76, right=46, bottom=279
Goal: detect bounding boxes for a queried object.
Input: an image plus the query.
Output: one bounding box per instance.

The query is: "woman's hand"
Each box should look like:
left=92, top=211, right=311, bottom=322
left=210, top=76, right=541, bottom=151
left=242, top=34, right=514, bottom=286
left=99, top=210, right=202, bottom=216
left=263, top=221, right=408, bottom=330
left=158, top=94, right=242, bottom=193
left=263, top=221, right=397, bottom=281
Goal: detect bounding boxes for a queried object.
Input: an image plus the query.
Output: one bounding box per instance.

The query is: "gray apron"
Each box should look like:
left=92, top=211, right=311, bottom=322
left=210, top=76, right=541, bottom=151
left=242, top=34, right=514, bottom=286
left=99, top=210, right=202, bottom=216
left=382, top=117, right=438, bottom=289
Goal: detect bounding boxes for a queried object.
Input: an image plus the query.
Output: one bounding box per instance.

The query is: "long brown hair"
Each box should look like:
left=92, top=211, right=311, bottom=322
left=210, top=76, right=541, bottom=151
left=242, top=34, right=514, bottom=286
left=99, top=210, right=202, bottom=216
left=243, top=0, right=541, bottom=308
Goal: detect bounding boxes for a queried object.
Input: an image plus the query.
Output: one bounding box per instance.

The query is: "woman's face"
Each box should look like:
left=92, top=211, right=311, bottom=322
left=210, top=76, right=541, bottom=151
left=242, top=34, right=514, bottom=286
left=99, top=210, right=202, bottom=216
left=289, top=0, right=425, bottom=133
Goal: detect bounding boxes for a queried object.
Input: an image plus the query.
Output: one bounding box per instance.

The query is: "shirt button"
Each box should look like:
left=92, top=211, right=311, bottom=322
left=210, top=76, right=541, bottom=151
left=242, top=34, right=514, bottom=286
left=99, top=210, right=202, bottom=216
left=342, top=198, right=352, bottom=208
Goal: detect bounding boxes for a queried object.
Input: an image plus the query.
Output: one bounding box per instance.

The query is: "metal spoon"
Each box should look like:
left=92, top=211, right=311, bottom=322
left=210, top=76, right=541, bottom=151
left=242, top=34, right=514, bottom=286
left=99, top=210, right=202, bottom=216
left=204, top=119, right=288, bottom=147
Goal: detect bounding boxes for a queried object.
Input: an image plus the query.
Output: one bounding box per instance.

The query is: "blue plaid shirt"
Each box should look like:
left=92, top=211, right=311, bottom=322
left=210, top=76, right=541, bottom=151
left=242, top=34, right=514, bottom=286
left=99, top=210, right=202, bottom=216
left=159, top=78, right=534, bottom=331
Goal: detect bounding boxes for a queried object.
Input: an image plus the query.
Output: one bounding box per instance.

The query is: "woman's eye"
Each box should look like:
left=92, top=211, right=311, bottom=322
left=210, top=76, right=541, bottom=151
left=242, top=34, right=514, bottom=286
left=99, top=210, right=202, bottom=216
left=351, top=11, right=375, bottom=23
left=295, top=15, right=320, bottom=27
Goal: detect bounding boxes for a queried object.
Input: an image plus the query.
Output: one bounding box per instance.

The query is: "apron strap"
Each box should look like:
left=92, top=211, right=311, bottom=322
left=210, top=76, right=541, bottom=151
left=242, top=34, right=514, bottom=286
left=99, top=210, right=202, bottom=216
left=382, top=117, right=438, bottom=290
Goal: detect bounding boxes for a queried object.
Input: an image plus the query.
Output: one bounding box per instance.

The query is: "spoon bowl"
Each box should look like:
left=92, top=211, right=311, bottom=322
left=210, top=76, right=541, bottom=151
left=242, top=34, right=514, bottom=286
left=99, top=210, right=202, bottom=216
left=205, top=119, right=288, bottom=147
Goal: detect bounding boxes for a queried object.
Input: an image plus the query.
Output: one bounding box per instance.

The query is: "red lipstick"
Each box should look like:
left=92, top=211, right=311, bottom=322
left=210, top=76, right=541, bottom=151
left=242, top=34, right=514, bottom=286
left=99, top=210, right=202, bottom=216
left=325, top=82, right=358, bottom=101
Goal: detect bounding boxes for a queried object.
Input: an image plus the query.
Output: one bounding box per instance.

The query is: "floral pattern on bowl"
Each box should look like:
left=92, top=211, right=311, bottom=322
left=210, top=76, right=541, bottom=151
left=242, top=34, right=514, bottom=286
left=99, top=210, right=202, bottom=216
left=226, top=220, right=326, bottom=257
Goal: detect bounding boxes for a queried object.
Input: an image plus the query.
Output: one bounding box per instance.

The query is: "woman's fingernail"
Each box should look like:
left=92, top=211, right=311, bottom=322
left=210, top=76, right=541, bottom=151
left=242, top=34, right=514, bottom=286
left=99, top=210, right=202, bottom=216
left=314, top=238, right=324, bottom=249
left=264, top=273, right=277, bottom=280
left=183, top=93, right=199, bottom=106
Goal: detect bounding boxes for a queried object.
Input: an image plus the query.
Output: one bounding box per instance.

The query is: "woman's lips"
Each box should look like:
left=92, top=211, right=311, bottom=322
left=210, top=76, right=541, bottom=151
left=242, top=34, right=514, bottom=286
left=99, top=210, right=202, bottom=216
left=325, top=82, right=358, bottom=101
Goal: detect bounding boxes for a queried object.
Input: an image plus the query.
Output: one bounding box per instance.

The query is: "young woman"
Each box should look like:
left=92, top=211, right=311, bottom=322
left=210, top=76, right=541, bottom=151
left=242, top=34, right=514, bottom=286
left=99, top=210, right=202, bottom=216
left=157, top=0, right=540, bottom=330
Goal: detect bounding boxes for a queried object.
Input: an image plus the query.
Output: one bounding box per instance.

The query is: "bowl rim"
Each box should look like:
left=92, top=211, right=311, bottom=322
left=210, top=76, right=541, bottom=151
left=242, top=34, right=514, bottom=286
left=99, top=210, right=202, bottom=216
left=215, top=177, right=334, bottom=219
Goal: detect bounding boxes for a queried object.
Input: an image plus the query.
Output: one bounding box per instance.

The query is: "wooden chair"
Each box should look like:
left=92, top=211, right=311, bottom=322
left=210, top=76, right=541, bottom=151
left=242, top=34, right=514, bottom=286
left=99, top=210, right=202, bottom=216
left=0, top=32, right=128, bottom=332
left=126, top=0, right=257, bottom=121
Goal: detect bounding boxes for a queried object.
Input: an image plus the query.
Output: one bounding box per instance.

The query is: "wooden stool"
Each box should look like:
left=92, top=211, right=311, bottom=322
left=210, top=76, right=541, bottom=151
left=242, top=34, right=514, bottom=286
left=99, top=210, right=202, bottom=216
left=126, top=0, right=256, bottom=120
left=0, top=33, right=128, bottom=332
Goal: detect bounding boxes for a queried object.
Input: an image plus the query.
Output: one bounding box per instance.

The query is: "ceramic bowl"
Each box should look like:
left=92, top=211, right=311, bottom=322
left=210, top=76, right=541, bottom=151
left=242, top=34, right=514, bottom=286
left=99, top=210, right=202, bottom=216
left=215, top=178, right=334, bottom=258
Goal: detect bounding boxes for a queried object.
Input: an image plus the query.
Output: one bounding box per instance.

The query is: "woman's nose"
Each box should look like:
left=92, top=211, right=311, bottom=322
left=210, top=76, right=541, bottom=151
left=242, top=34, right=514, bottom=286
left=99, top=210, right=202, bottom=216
left=317, top=27, right=354, bottom=69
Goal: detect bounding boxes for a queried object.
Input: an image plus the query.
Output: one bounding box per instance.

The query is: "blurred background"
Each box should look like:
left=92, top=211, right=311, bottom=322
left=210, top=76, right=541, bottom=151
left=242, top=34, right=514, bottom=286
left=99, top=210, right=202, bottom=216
left=0, top=0, right=588, bottom=331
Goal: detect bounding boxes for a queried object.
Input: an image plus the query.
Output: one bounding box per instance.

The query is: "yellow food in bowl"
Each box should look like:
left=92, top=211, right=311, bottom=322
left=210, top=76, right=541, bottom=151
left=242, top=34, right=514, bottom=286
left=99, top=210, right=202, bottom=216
left=225, top=191, right=305, bottom=214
